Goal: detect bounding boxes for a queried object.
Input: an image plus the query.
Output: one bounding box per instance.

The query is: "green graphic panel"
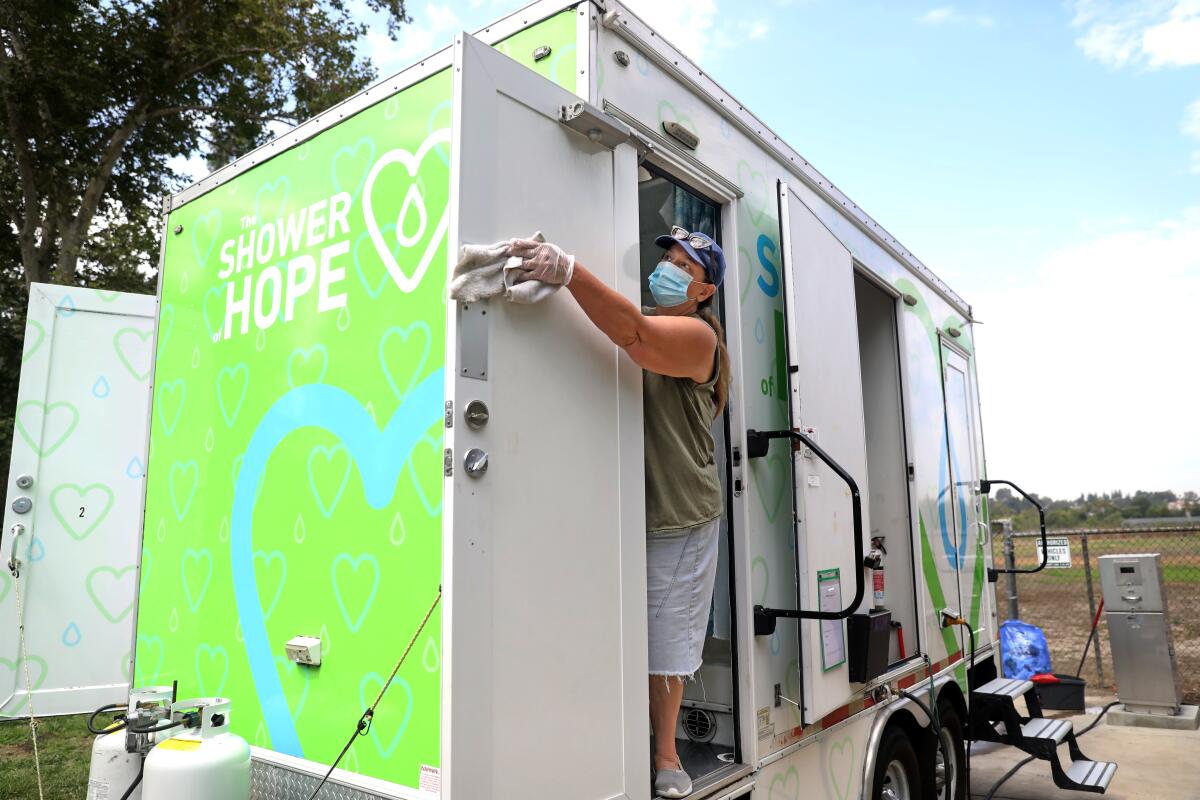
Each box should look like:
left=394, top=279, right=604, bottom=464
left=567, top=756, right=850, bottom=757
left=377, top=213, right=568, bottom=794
left=139, top=67, right=451, bottom=788
left=137, top=12, right=579, bottom=789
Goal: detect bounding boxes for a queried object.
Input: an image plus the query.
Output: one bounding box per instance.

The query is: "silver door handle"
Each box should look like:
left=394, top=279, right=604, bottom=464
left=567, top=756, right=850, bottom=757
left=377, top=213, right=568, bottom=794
left=7, top=523, right=25, bottom=577
left=1122, top=592, right=1141, bottom=603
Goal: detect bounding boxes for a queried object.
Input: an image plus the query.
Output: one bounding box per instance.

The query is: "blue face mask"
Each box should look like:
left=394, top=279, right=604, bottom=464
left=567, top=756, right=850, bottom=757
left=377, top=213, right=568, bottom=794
left=648, top=261, right=694, bottom=307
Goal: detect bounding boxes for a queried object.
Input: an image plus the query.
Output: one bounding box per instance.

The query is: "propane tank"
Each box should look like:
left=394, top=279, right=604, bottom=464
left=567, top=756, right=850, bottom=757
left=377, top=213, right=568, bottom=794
left=86, top=686, right=175, bottom=800
left=142, top=697, right=250, bottom=800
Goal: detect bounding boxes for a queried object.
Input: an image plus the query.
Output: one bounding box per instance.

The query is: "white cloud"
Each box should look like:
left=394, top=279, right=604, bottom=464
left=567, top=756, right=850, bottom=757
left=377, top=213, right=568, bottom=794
left=976, top=208, right=1200, bottom=495
left=1071, top=0, right=1200, bottom=69
left=365, top=2, right=461, bottom=75
left=621, top=1, right=768, bottom=63
left=921, top=6, right=957, bottom=25
left=1183, top=99, right=1200, bottom=139
left=919, top=6, right=995, bottom=27
left=621, top=0, right=718, bottom=62
left=1183, top=99, right=1200, bottom=173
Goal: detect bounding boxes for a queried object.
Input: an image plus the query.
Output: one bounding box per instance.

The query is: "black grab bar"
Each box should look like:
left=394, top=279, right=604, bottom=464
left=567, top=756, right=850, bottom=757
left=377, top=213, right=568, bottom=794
left=746, top=428, right=865, bottom=636
left=980, top=478, right=1048, bottom=580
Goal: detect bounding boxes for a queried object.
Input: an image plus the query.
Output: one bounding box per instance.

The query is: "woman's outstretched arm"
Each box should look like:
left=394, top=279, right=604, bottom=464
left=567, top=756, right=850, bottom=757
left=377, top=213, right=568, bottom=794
left=566, top=263, right=714, bottom=382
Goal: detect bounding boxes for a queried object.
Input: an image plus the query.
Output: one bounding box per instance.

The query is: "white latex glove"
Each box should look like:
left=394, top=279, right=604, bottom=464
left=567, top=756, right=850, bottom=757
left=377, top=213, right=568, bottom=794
left=508, top=237, right=575, bottom=285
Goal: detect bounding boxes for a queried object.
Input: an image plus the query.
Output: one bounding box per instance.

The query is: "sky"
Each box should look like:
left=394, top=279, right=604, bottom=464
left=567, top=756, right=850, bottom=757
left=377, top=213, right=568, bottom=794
left=295, top=0, right=1200, bottom=498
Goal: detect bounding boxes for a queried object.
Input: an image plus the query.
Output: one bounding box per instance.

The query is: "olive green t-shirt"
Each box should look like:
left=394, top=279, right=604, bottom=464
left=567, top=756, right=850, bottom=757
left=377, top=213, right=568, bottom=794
left=642, top=314, right=723, bottom=534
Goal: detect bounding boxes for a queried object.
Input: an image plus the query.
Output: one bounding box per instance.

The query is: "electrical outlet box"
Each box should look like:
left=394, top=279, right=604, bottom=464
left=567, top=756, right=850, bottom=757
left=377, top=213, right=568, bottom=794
left=285, top=636, right=322, bottom=667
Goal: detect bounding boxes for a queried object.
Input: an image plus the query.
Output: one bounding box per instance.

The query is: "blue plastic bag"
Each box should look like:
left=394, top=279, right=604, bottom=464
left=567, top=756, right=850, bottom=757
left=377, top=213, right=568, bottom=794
left=999, top=619, right=1052, bottom=679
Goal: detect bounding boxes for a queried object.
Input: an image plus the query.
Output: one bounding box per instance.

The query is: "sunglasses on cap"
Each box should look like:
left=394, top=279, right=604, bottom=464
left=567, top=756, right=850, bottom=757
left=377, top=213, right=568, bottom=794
left=669, top=225, right=713, bottom=251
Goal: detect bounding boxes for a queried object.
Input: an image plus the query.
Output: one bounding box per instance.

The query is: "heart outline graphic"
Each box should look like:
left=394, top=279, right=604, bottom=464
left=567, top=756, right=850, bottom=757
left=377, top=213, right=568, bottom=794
left=194, top=643, right=230, bottom=696
left=827, top=735, right=856, bottom=800
left=752, top=449, right=788, bottom=523
left=307, top=444, right=352, bottom=518
left=181, top=548, right=213, bottom=613
left=169, top=460, right=199, bottom=521
left=51, top=482, right=115, bottom=540
left=253, top=550, right=287, bottom=620
left=378, top=322, right=432, bottom=401
left=362, top=128, right=451, bottom=294
left=230, top=374, right=442, bottom=757
left=135, top=634, right=165, bottom=684
left=15, top=400, right=79, bottom=457
left=86, top=564, right=136, bottom=623
left=113, top=326, right=154, bottom=380
left=22, top=319, right=45, bottom=361
left=286, top=345, right=329, bottom=388
left=737, top=159, right=771, bottom=229
left=190, top=209, right=223, bottom=268
left=217, top=363, right=250, bottom=427
left=0, top=655, right=48, bottom=714
left=254, top=177, right=291, bottom=223
left=331, top=136, right=377, bottom=201
left=358, top=672, right=413, bottom=757
left=156, top=380, right=187, bottom=436
left=331, top=553, right=380, bottom=633
left=202, top=287, right=225, bottom=339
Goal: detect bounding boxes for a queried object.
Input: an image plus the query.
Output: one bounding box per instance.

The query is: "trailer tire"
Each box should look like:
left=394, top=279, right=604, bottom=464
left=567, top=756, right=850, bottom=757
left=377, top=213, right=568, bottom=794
left=872, top=725, right=921, bottom=800
left=934, top=702, right=967, bottom=800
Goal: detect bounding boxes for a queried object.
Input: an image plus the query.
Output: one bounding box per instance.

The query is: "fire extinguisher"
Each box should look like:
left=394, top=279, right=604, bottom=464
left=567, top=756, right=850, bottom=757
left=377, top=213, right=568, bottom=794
left=863, top=536, right=887, bottom=610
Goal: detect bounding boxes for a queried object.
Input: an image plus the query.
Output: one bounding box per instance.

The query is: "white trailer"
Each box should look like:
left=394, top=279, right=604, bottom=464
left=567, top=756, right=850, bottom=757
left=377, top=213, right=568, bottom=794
left=104, top=2, right=1118, bottom=799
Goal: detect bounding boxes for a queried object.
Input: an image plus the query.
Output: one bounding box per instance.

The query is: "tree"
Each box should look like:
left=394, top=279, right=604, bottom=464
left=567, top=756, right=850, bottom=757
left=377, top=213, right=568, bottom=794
left=0, top=0, right=410, bottom=288
left=0, top=0, right=409, bottom=485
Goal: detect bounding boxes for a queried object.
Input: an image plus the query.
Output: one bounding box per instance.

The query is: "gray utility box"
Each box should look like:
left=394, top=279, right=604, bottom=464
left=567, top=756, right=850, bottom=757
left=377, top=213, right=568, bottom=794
left=1098, top=554, right=1183, bottom=715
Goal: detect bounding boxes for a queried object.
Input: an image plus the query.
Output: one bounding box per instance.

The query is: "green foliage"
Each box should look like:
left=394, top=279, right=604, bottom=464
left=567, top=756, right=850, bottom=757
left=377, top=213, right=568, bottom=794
left=1, top=0, right=409, bottom=286
left=0, top=0, right=409, bottom=480
left=991, top=486, right=1197, bottom=532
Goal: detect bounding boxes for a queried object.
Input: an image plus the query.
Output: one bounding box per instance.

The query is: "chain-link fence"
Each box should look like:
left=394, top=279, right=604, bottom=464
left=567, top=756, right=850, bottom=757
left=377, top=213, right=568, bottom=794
left=989, top=524, right=1200, bottom=704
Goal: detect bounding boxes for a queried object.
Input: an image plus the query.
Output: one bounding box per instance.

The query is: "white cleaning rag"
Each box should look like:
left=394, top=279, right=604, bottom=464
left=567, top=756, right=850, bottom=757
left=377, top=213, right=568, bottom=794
left=448, top=231, right=562, bottom=304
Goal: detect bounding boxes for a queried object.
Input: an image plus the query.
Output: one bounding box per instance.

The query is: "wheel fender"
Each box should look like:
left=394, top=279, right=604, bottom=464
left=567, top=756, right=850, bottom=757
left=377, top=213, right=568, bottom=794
left=860, top=674, right=957, bottom=797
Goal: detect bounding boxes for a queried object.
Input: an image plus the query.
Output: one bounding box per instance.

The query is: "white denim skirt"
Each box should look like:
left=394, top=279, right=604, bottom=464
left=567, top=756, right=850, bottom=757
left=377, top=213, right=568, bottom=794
left=646, top=517, right=721, bottom=677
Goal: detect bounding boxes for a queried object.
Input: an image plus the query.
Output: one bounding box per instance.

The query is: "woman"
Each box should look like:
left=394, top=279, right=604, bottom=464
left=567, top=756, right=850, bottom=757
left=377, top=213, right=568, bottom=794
left=509, top=227, right=730, bottom=798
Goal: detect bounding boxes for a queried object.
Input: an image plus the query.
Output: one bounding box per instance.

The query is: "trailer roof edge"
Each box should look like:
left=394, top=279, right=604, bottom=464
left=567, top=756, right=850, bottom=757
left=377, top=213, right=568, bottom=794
left=601, top=0, right=972, bottom=317
left=164, top=0, right=581, bottom=213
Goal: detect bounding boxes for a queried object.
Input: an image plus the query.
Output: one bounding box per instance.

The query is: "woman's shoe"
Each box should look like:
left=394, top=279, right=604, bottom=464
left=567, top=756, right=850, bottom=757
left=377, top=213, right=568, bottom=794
left=653, top=766, right=693, bottom=798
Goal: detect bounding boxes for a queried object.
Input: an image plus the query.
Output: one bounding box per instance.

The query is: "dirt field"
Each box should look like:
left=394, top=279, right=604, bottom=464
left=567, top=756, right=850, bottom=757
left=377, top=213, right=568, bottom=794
left=992, top=530, right=1200, bottom=704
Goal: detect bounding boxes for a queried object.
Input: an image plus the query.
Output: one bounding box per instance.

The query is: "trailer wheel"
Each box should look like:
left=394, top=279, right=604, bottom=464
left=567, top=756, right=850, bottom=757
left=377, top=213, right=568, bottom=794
left=934, top=702, right=966, bottom=800
left=872, top=726, right=921, bottom=800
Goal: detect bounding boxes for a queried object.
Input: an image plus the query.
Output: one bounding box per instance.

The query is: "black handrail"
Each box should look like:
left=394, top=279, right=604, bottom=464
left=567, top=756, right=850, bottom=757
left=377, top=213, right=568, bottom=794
left=746, top=428, right=865, bottom=636
left=981, top=478, right=1048, bottom=580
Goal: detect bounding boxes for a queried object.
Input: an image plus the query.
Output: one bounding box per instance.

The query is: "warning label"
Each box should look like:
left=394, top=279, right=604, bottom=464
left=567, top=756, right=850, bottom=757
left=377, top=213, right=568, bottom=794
left=420, top=764, right=441, bottom=794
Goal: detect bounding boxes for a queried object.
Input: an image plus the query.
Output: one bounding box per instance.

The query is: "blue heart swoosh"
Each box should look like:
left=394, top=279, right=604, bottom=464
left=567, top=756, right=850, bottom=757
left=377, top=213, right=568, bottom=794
left=231, top=370, right=443, bottom=757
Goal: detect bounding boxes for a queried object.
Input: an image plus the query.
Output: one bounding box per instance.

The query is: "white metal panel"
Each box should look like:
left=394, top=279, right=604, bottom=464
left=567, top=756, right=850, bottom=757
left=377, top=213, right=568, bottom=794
left=939, top=341, right=980, bottom=651
left=1, top=284, right=155, bottom=717
left=444, top=33, right=645, bottom=800
left=778, top=183, right=871, bottom=725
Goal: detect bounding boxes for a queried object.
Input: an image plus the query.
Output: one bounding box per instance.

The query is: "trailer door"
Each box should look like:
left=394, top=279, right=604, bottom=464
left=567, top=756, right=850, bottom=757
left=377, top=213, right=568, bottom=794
left=777, top=182, right=872, bottom=725
left=445, top=33, right=646, bottom=799
left=1, top=285, right=154, bottom=718
left=940, top=340, right=982, bottom=651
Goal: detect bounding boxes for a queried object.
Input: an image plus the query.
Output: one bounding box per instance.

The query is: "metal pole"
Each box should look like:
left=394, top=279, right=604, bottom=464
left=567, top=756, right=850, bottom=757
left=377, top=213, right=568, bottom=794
left=1080, top=532, right=1104, bottom=682
left=1004, top=521, right=1019, bottom=620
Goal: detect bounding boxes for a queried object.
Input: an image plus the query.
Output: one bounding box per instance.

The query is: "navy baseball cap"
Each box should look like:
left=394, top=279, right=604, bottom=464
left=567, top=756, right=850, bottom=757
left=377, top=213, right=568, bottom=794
left=655, top=228, right=726, bottom=287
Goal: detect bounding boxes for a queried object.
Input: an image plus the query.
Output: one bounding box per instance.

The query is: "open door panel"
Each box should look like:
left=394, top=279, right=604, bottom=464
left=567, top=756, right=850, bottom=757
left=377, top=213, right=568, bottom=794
left=777, top=182, right=872, bottom=725
left=444, top=32, right=646, bottom=800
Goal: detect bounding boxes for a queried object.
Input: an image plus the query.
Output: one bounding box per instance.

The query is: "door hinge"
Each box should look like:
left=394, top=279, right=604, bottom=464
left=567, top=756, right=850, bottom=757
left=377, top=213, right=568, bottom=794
left=443, top=448, right=454, bottom=477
